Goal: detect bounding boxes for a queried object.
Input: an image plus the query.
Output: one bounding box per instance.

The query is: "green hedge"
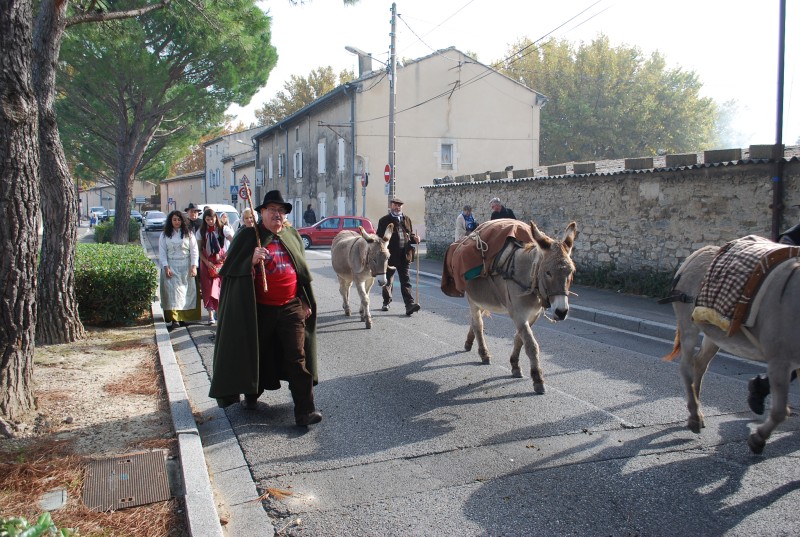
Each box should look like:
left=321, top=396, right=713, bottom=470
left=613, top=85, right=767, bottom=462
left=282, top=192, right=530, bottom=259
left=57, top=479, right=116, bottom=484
left=93, top=218, right=141, bottom=243
left=75, top=243, right=157, bottom=325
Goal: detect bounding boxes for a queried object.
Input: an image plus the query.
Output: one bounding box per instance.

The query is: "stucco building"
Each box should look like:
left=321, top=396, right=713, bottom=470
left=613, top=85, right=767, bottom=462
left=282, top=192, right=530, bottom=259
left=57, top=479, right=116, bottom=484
left=252, top=47, right=546, bottom=235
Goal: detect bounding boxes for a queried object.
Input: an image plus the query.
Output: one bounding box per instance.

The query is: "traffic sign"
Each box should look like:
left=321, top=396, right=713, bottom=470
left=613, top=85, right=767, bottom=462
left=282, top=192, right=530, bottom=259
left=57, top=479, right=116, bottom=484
left=238, top=186, right=250, bottom=200
left=240, top=175, right=249, bottom=185
left=361, top=172, right=368, bottom=187
left=384, top=164, right=391, bottom=183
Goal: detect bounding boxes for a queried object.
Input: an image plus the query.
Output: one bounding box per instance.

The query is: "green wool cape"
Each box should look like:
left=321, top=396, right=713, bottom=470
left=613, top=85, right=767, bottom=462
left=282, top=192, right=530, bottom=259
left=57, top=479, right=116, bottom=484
left=208, top=224, right=318, bottom=400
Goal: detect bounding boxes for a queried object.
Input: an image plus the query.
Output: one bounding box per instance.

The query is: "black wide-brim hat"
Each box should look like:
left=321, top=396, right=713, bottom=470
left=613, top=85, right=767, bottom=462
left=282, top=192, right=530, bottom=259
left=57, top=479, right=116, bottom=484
left=255, top=190, right=293, bottom=214
left=185, top=202, right=199, bottom=212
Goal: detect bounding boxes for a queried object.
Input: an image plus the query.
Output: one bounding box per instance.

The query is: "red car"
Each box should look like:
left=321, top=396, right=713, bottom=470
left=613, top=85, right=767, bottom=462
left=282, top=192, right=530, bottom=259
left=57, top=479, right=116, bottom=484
left=297, top=216, right=375, bottom=249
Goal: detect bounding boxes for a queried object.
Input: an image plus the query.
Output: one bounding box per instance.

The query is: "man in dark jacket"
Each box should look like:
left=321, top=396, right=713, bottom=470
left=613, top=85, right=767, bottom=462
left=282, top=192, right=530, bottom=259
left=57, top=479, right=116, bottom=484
left=303, top=204, right=317, bottom=226
left=490, top=197, right=516, bottom=220
left=208, top=190, right=322, bottom=426
left=185, top=202, right=202, bottom=234
left=376, top=197, right=421, bottom=316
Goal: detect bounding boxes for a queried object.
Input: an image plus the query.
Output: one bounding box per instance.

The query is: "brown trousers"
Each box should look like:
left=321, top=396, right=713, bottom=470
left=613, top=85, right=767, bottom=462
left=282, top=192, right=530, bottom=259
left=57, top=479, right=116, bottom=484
left=256, top=299, right=315, bottom=416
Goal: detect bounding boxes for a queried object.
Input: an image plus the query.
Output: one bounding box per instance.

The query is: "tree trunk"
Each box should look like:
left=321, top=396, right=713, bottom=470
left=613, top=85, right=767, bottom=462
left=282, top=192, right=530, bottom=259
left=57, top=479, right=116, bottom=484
left=112, top=170, right=135, bottom=244
left=0, top=0, right=40, bottom=427
left=33, top=0, right=86, bottom=344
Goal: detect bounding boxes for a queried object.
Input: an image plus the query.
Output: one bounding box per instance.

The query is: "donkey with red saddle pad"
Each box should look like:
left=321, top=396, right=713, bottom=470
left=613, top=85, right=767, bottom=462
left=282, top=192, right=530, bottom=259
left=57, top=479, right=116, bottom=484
left=443, top=219, right=578, bottom=394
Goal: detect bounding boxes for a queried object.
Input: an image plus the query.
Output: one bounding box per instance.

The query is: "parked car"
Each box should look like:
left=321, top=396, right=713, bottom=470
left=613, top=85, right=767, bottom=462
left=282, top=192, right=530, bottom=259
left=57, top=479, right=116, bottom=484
left=144, top=210, right=167, bottom=231
left=130, top=210, right=143, bottom=223
left=297, top=216, right=375, bottom=249
left=100, top=209, right=116, bottom=222
left=196, top=203, right=240, bottom=229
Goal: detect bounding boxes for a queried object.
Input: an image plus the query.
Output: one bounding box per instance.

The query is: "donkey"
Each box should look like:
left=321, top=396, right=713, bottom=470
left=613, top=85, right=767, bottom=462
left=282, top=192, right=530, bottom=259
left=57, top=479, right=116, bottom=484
left=463, top=221, right=577, bottom=394
left=664, top=243, right=800, bottom=454
left=330, top=224, right=394, bottom=329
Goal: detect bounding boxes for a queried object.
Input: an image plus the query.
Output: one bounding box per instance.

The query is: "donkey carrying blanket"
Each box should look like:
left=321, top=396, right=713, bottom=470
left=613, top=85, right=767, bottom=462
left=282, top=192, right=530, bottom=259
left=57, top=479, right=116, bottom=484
left=441, top=219, right=533, bottom=297
left=692, top=235, right=800, bottom=335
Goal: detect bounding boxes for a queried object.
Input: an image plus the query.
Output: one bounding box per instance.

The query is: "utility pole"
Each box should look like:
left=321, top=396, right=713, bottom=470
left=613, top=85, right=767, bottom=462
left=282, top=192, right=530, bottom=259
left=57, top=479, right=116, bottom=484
left=771, top=0, right=786, bottom=241
left=387, top=2, right=397, bottom=204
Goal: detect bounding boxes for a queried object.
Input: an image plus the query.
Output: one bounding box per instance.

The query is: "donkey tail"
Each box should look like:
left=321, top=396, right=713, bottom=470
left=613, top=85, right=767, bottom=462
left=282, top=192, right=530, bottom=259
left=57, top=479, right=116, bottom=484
left=662, top=329, right=681, bottom=362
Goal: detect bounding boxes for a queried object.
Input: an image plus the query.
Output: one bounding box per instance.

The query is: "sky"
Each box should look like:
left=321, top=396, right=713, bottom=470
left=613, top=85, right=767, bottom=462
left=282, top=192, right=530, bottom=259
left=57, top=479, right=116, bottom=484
left=226, top=0, right=799, bottom=147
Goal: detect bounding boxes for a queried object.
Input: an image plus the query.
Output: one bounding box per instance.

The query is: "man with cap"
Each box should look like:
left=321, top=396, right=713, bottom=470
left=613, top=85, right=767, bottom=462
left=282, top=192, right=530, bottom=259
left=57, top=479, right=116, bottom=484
left=185, top=202, right=202, bottom=235
left=490, top=197, right=516, bottom=220
left=376, top=197, right=421, bottom=316
left=209, top=190, right=322, bottom=426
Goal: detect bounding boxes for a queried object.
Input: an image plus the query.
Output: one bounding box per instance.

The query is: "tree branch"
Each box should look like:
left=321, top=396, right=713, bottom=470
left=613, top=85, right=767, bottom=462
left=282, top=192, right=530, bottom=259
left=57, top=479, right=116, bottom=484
left=66, top=0, right=172, bottom=28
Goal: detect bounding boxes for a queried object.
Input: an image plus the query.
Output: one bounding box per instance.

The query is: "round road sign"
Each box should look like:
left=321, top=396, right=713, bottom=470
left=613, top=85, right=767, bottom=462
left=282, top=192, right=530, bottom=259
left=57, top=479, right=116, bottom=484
left=239, top=186, right=250, bottom=200
left=384, top=164, right=391, bottom=183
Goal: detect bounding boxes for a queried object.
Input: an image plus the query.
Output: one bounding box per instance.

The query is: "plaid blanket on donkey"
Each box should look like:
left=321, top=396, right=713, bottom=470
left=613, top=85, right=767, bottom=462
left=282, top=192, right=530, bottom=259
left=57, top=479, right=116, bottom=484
left=693, top=235, right=800, bottom=335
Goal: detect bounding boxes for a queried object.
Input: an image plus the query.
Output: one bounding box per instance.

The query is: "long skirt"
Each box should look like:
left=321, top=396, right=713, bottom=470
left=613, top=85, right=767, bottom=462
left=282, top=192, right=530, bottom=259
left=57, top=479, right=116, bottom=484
left=161, top=258, right=201, bottom=322
left=199, top=262, right=222, bottom=311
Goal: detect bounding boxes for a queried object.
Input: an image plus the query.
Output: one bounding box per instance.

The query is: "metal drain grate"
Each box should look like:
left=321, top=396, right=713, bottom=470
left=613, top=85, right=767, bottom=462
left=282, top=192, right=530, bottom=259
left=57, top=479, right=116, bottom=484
left=82, top=450, right=171, bottom=512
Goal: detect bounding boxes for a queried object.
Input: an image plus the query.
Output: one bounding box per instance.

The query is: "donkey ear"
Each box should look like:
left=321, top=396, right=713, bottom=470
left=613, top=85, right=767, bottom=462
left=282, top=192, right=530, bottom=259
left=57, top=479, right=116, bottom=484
left=562, top=222, right=578, bottom=253
left=382, top=222, right=394, bottom=242
left=530, top=221, right=553, bottom=249
left=359, top=226, right=373, bottom=242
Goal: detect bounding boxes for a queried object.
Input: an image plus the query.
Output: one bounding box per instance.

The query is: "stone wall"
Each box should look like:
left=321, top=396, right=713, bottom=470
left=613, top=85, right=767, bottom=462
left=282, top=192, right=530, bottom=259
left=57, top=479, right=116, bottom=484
left=423, top=158, right=800, bottom=276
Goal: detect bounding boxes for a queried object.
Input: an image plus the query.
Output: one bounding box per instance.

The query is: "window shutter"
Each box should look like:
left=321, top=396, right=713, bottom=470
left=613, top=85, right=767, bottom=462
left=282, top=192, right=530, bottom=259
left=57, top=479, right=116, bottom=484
left=338, top=138, right=345, bottom=171
left=318, top=142, right=326, bottom=174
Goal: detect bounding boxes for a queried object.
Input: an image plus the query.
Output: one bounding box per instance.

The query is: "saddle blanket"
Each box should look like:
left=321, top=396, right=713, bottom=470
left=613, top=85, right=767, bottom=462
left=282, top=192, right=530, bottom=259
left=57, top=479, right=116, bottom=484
left=692, top=235, right=800, bottom=335
left=441, top=219, right=533, bottom=297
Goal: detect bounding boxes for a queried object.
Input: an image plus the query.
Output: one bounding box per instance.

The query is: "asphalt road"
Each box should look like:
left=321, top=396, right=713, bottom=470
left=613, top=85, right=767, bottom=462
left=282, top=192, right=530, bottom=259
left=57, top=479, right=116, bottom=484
left=161, top=233, right=800, bottom=537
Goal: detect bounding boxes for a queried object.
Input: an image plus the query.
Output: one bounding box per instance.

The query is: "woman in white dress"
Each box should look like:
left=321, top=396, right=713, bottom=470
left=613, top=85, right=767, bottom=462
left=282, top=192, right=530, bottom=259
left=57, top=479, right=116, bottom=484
left=159, top=210, right=200, bottom=330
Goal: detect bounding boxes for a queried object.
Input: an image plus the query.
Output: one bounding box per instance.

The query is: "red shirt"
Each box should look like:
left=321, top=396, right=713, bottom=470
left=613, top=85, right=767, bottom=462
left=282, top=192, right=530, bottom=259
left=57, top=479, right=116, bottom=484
left=254, top=237, right=297, bottom=305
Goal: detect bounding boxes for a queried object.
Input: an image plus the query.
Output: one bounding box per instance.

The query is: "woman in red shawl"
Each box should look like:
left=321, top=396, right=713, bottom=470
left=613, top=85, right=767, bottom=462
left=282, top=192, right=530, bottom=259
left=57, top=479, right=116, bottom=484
left=198, top=208, right=227, bottom=324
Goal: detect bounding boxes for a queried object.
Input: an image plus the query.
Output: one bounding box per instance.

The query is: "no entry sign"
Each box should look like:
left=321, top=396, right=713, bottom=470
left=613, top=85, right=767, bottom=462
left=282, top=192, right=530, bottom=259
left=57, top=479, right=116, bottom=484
left=384, top=164, right=391, bottom=183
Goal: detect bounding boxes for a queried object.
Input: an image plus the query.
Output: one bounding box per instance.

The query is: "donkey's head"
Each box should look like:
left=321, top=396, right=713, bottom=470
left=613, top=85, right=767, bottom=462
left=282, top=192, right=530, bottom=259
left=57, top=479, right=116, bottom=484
left=360, top=223, right=394, bottom=287
left=530, top=221, right=578, bottom=321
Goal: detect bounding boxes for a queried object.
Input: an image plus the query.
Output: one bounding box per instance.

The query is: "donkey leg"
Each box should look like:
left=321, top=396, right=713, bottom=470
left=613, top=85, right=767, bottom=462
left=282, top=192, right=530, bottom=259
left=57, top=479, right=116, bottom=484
left=680, top=331, right=717, bottom=433
left=469, top=306, right=492, bottom=364
left=509, top=333, right=523, bottom=378
left=749, top=366, right=792, bottom=454
left=338, top=276, right=351, bottom=316
left=517, top=322, right=544, bottom=394
left=465, top=327, right=475, bottom=352
left=355, top=278, right=372, bottom=329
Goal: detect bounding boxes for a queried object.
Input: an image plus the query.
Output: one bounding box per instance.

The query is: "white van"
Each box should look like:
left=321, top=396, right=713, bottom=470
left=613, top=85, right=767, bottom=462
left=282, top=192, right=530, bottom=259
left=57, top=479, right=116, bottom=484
left=197, top=204, right=240, bottom=228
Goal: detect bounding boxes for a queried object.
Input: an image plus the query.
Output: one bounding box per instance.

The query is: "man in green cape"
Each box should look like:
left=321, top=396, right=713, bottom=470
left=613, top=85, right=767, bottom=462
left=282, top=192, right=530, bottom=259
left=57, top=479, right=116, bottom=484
left=208, top=190, right=321, bottom=426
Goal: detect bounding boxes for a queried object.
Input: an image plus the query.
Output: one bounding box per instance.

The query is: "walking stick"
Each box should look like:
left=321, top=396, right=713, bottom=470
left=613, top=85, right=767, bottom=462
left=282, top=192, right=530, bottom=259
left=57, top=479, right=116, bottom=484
left=242, top=186, right=268, bottom=292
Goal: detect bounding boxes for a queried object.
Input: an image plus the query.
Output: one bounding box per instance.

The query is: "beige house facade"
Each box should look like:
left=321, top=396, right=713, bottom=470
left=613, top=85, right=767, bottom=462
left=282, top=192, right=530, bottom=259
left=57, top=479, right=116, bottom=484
left=160, top=170, right=204, bottom=214
left=203, top=126, right=259, bottom=214
left=253, top=47, right=546, bottom=236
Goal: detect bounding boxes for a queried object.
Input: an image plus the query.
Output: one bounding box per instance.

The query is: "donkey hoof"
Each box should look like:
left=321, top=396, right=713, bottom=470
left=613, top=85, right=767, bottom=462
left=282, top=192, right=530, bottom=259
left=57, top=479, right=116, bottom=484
left=464, top=341, right=473, bottom=352
left=687, top=418, right=702, bottom=434
left=480, top=357, right=491, bottom=365
left=365, top=319, right=372, bottom=329
left=344, top=309, right=351, bottom=317
left=747, top=432, right=766, bottom=454
left=511, top=368, right=522, bottom=378
left=533, top=382, right=545, bottom=394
